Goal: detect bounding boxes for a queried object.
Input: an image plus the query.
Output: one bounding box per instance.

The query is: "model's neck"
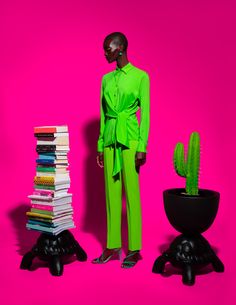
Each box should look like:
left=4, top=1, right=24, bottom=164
left=116, top=55, right=129, bottom=68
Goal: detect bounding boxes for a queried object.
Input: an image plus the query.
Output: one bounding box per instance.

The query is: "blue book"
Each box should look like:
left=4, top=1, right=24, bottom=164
left=38, top=154, right=56, bottom=160
left=36, top=159, right=55, bottom=164
left=28, top=219, right=57, bottom=227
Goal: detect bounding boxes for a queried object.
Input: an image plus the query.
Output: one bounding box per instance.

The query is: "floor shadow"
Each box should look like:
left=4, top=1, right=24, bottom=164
left=82, top=119, right=127, bottom=250
left=157, top=234, right=176, bottom=253
left=81, top=119, right=107, bottom=248
left=8, top=203, right=40, bottom=256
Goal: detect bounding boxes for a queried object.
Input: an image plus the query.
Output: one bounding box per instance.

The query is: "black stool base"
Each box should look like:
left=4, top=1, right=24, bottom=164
left=152, top=234, right=224, bottom=285
left=20, top=230, right=87, bottom=276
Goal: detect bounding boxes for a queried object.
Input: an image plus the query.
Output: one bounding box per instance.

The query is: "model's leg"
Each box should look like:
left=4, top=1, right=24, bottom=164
left=122, top=140, right=142, bottom=251
left=104, top=145, right=122, bottom=249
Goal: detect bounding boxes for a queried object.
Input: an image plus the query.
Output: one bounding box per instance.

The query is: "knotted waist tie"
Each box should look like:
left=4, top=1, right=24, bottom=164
left=105, top=111, right=136, bottom=177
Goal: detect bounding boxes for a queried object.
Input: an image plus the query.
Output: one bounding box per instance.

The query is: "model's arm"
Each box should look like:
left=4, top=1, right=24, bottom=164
left=97, top=76, right=105, bottom=152
left=97, top=77, right=105, bottom=168
left=136, top=72, right=150, bottom=153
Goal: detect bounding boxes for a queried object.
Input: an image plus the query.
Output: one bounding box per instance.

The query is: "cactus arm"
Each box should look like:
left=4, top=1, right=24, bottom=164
left=186, top=132, right=200, bottom=195
left=174, top=143, right=187, bottom=177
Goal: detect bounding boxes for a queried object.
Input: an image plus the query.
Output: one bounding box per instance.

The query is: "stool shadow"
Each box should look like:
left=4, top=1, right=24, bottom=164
left=8, top=204, right=40, bottom=256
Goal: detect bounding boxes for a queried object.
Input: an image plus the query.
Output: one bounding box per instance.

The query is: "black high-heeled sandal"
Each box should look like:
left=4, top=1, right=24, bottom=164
left=121, top=250, right=142, bottom=268
left=92, top=248, right=121, bottom=264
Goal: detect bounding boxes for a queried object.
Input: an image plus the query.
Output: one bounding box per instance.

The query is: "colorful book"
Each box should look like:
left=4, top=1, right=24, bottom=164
left=34, top=183, right=70, bottom=190
left=37, top=137, right=69, bottom=146
left=36, top=164, right=68, bottom=168
left=34, top=176, right=70, bottom=185
left=26, top=222, right=75, bottom=235
left=31, top=203, right=72, bottom=211
left=30, top=207, right=73, bottom=216
left=35, top=132, right=69, bottom=138
left=36, top=145, right=69, bottom=153
left=38, top=155, right=68, bottom=160
left=35, top=172, right=69, bottom=178
left=32, top=189, right=68, bottom=198
left=26, top=211, right=73, bottom=219
left=28, top=193, right=72, bottom=201
left=36, top=167, right=68, bottom=173
left=28, top=219, right=73, bottom=228
left=36, top=159, right=68, bottom=165
left=34, top=126, right=68, bottom=134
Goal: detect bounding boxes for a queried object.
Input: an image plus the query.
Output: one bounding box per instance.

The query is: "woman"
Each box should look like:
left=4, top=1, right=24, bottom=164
left=92, top=32, right=150, bottom=268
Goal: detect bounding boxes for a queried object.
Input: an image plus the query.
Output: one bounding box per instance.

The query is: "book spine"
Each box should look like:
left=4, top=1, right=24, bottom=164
left=34, top=176, right=55, bottom=185
left=34, top=128, right=56, bottom=133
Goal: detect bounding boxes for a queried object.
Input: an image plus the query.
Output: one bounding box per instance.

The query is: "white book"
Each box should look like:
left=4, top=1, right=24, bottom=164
left=37, top=165, right=69, bottom=169
left=29, top=193, right=72, bottom=201
left=33, top=189, right=69, bottom=197
left=54, top=156, right=68, bottom=160
left=37, top=137, right=69, bottom=146
left=35, top=172, right=70, bottom=178
left=34, top=183, right=70, bottom=191
left=30, top=196, right=72, bottom=206
left=31, top=203, right=72, bottom=212
left=36, top=132, right=69, bottom=137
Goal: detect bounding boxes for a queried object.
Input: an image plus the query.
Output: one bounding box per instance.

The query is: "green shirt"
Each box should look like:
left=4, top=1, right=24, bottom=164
left=97, top=62, right=150, bottom=176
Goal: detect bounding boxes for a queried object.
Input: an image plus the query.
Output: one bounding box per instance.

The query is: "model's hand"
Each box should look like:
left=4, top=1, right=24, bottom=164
left=96, top=152, right=104, bottom=168
left=135, top=152, right=146, bottom=167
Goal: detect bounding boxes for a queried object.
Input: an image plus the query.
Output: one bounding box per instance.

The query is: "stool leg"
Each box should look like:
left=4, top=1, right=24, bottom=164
left=182, top=264, right=195, bottom=286
left=49, top=255, right=63, bottom=276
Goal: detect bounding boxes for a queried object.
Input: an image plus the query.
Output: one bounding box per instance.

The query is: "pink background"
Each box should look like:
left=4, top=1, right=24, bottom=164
left=0, top=0, right=235, bottom=304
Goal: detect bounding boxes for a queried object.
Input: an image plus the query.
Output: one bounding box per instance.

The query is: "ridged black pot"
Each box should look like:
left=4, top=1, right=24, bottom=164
left=152, top=188, right=224, bottom=285
left=163, top=188, right=220, bottom=234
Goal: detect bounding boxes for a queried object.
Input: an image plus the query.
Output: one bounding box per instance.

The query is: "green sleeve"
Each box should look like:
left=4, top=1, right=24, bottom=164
left=137, top=73, right=150, bottom=152
left=97, top=77, right=105, bottom=152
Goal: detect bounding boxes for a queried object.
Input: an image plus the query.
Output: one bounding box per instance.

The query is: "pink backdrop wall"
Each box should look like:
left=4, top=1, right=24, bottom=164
left=0, top=1, right=235, bottom=304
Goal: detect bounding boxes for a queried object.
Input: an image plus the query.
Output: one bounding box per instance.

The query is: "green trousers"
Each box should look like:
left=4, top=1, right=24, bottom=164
left=104, top=140, right=142, bottom=251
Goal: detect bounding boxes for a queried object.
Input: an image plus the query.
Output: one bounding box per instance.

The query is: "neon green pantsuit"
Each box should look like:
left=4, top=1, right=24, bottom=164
left=97, top=62, right=150, bottom=251
left=104, top=140, right=142, bottom=251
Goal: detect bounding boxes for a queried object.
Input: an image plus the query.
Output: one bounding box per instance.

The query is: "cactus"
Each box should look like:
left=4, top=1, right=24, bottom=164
left=174, top=132, right=200, bottom=195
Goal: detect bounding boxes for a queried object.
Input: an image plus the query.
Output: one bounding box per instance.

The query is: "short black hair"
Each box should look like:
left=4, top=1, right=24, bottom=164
left=104, top=32, right=128, bottom=52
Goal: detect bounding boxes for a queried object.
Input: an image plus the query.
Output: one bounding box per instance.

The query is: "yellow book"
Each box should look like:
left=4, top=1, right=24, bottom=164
left=34, top=176, right=54, bottom=185
left=26, top=211, right=53, bottom=219
left=34, top=176, right=70, bottom=186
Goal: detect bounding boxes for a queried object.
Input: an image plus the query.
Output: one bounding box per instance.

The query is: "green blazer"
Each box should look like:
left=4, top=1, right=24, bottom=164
left=97, top=62, right=150, bottom=176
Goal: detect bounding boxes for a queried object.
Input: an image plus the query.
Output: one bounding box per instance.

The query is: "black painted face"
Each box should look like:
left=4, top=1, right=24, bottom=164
left=103, top=38, right=121, bottom=63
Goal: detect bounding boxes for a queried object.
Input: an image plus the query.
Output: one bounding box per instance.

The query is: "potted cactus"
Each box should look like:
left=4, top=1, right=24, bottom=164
left=152, top=132, right=224, bottom=285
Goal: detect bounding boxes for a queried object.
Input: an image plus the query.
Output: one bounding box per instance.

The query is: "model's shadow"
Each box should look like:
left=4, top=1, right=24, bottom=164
left=8, top=203, right=40, bottom=256
left=82, top=119, right=128, bottom=250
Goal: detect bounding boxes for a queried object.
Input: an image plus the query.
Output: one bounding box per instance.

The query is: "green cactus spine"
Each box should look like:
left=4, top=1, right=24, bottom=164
left=174, top=132, right=200, bottom=195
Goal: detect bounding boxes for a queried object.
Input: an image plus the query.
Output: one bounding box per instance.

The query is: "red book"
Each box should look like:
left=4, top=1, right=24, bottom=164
left=34, top=126, right=68, bottom=134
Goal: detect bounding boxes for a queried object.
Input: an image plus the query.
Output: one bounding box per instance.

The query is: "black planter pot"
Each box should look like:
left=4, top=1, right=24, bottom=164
left=152, top=188, right=224, bottom=285
left=164, top=188, right=219, bottom=235
left=20, top=230, right=87, bottom=276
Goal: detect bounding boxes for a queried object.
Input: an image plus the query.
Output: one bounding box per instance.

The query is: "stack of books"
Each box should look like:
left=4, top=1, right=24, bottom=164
left=26, top=125, right=75, bottom=235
